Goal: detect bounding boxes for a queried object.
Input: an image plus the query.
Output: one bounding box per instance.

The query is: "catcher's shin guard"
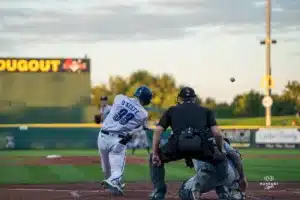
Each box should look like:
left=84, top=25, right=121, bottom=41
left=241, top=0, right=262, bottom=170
left=149, top=153, right=167, bottom=200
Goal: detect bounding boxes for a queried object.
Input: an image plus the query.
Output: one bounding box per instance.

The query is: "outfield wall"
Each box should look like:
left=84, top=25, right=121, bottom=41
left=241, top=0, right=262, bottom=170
left=0, top=57, right=92, bottom=124
left=0, top=124, right=299, bottom=149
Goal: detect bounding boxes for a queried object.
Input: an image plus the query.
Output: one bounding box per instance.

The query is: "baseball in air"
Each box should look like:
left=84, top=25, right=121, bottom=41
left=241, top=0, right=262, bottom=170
left=230, top=77, right=235, bottom=82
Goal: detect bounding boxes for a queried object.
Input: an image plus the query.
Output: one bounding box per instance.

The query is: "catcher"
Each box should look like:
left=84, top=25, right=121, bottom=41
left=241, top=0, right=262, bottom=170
left=179, top=138, right=247, bottom=200
left=149, top=87, right=227, bottom=200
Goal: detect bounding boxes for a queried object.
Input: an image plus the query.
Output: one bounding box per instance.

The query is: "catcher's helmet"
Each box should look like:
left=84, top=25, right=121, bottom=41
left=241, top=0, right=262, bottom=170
left=134, top=85, right=153, bottom=106
left=100, top=96, right=108, bottom=101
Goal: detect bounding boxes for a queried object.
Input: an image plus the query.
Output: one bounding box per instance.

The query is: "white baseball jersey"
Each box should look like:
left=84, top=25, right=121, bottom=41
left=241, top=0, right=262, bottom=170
left=101, top=94, right=148, bottom=135
left=100, top=105, right=112, bottom=120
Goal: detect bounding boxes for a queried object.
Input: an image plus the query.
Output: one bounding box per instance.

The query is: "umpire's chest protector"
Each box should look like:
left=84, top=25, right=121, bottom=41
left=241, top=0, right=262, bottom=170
left=178, top=128, right=215, bottom=160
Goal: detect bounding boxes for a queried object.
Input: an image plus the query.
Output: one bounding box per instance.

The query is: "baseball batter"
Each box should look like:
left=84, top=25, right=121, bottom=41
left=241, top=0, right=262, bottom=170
left=179, top=140, right=247, bottom=200
left=97, top=86, right=153, bottom=196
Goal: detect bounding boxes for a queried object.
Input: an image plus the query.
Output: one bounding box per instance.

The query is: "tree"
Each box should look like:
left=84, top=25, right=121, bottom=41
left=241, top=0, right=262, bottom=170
left=203, top=97, right=217, bottom=109
left=91, top=70, right=181, bottom=112
left=271, top=94, right=296, bottom=116
left=214, top=102, right=232, bottom=118
left=282, top=81, right=300, bottom=110
left=91, top=71, right=299, bottom=119
left=231, top=94, right=246, bottom=117
left=231, top=90, right=264, bottom=117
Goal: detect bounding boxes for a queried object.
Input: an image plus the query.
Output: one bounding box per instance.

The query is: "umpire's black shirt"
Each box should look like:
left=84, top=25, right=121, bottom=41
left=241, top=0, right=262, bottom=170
left=158, top=102, right=217, bottom=135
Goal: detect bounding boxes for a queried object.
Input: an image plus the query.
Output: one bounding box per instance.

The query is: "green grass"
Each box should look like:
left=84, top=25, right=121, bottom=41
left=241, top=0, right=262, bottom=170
left=217, top=115, right=299, bottom=126
left=1, top=148, right=300, bottom=157
left=0, top=149, right=299, bottom=184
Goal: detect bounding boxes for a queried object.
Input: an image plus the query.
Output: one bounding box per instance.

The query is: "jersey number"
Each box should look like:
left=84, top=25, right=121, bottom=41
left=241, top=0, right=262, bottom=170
left=113, top=108, right=135, bottom=125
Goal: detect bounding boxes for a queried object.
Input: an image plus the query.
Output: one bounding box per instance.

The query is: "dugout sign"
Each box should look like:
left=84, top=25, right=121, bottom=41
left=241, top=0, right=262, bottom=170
left=0, top=58, right=90, bottom=72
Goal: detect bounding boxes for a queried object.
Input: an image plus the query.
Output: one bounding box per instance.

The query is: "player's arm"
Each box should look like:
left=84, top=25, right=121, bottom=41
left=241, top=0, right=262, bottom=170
left=227, top=151, right=245, bottom=179
left=225, top=142, right=247, bottom=190
left=99, top=112, right=104, bottom=122
left=208, top=109, right=224, bottom=151
left=107, top=105, right=112, bottom=114
left=98, top=104, right=105, bottom=122
left=152, top=108, right=171, bottom=156
left=102, top=105, right=111, bottom=121
left=142, top=118, right=151, bottom=131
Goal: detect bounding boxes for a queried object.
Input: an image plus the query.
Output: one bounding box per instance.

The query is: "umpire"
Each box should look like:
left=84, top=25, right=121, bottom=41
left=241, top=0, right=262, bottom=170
left=149, top=87, right=226, bottom=200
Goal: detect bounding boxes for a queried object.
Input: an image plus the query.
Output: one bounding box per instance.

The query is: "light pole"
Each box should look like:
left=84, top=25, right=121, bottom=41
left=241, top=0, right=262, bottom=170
left=260, top=0, right=277, bottom=127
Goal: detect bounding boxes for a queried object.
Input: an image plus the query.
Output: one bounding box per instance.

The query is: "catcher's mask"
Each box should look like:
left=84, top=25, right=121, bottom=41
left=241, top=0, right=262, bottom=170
left=177, top=87, right=197, bottom=104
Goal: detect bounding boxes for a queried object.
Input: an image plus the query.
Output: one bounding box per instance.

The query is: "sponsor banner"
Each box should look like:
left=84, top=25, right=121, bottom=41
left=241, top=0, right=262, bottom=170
left=0, top=58, right=90, bottom=72
left=256, top=143, right=300, bottom=149
left=221, top=129, right=251, bottom=147
left=255, top=128, right=300, bottom=144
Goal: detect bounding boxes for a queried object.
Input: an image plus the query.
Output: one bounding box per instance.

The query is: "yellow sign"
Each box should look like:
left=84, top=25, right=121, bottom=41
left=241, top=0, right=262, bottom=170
left=0, top=59, right=61, bottom=72
left=231, top=143, right=250, bottom=148
left=261, top=75, right=274, bottom=89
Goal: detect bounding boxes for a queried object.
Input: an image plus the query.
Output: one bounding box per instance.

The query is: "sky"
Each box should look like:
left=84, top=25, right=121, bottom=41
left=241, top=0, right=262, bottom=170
left=0, top=0, right=299, bottom=103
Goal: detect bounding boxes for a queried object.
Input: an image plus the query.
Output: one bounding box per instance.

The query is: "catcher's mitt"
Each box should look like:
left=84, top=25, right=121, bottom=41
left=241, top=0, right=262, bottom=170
left=94, top=115, right=101, bottom=124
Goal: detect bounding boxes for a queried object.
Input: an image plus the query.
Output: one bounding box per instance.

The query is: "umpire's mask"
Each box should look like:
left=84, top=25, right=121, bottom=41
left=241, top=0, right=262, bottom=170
left=177, top=87, right=197, bottom=104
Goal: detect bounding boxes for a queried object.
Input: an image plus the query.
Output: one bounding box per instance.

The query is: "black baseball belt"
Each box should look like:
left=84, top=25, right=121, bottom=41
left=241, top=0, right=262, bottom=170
left=101, top=130, right=125, bottom=139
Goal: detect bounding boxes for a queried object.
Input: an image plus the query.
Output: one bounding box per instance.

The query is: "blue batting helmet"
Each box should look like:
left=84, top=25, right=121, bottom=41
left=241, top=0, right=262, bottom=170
left=134, top=85, right=153, bottom=106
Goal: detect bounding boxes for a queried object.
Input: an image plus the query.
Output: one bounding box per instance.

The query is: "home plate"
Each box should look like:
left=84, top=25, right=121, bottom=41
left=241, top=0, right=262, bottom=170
left=69, top=191, right=81, bottom=198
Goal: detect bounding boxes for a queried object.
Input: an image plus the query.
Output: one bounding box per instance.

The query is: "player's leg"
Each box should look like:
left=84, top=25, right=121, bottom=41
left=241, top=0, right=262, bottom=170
left=132, top=138, right=139, bottom=155
left=178, top=176, right=199, bottom=200
left=131, top=147, right=136, bottom=155
left=228, top=169, right=246, bottom=200
left=103, top=141, right=127, bottom=196
left=97, top=133, right=111, bottom=179
left=149, top=136, right=183, bottom=200
left=149, top=152, right=167, bottom=200
left=179, top=161, right=217, bottom=200
left=144, top=136, right=150, bottom=154
left=99, top=149, right=111, bottom=179
left=146, top=146, right=150, bottom=154
left=215, top=162, right=236, bottom=200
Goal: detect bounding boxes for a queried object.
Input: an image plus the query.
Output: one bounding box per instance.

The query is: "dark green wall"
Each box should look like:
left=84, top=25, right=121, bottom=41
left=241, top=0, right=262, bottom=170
left=0, top=72, right=92, bottom=124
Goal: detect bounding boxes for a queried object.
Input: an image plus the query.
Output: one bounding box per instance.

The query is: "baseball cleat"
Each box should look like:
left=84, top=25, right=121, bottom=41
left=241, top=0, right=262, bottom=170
left=102, top=181, right=125, bottom=189
left=101, top=180, right=124, bottom=196
left=149, top=186, right=167, bottom=200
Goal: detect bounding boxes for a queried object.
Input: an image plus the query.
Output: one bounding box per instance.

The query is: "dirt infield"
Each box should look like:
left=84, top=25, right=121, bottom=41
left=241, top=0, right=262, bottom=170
left=1, top=155, right=300, bottom=199
left=15, top=156, right=147, bottom=166
left=2, top=154, right=300, bottom=166
left=0, top=182, right=299, bottom=200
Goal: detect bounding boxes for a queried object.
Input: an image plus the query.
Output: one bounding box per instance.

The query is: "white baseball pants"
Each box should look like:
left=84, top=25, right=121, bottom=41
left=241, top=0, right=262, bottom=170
left=97, top=132, right=127, bottom=183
